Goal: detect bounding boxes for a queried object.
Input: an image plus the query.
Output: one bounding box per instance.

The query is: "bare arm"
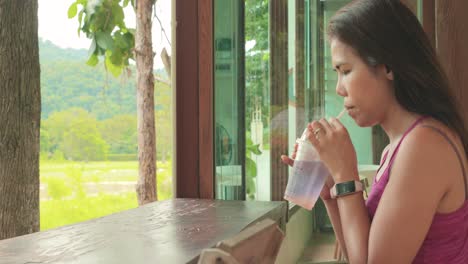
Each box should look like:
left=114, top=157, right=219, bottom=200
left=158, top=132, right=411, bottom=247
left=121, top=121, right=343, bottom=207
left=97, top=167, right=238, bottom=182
left=366, top=128, right=454, bottom=263
left=322, top=144, right=390, bottom=262
left=323, top=198, right=348, bottom=259
left=308, top=118, right=460, bottom=263
left=333, top=127, right=455, bottom=263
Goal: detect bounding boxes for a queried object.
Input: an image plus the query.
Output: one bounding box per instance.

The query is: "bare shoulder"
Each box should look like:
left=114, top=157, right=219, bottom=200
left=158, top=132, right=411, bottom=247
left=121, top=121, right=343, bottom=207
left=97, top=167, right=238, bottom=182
left=368, top=119, right=466, bottom=261
left=391, top=118, right=466, bottom=200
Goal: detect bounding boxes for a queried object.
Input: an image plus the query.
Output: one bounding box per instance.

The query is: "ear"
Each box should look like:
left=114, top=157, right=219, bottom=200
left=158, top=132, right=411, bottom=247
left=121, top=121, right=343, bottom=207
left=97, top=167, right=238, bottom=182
left=385, top=65, right=394, bottom=81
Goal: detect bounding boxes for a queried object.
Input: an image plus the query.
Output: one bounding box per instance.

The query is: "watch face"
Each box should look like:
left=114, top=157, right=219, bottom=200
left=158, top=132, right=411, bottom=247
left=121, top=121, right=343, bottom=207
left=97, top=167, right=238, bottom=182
left=336, top=181, right=356, bottom=196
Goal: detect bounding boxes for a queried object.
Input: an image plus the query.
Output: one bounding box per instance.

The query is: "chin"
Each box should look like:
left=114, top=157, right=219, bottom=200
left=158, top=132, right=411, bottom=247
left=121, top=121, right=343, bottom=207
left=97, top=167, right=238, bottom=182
left=353, top=115, right=378, bottom=128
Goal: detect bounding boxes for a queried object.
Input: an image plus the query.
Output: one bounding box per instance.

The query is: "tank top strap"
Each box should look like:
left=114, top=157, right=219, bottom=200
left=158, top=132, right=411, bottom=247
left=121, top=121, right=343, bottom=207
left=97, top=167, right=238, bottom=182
left=387, top=116, right=428, bottom=166
left=420, top=125, right=468, bottom=200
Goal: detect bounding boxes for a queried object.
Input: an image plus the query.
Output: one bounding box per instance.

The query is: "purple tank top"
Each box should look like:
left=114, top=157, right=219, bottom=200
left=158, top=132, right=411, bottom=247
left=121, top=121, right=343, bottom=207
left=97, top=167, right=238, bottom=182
left=365, top=116, right=468, bottom=263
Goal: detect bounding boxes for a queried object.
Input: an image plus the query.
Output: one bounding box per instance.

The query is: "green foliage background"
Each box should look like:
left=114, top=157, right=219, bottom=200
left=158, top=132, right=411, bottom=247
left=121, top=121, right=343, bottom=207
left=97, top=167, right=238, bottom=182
left=39, top=40, right=173, bottom=230
left=39, top=40, right=172, bottom=162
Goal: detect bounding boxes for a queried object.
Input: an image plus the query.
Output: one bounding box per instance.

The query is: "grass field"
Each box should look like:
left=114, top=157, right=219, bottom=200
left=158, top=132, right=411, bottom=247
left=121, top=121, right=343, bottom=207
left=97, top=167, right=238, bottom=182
left=40, top=160, right=172, bottom=230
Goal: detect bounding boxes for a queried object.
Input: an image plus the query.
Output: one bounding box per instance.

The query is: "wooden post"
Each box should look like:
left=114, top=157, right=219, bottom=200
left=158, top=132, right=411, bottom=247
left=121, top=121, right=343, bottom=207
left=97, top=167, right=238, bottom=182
left=436, top=0, right=468, bottom=125
left=270, top=0, right=289, bottom=201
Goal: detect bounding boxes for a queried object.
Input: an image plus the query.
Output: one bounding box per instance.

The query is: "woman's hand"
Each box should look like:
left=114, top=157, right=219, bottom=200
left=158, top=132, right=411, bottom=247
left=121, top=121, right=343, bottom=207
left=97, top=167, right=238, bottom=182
left=307, top=118, right=359, bottom=183
left=280, top=143, right=335, bottom=201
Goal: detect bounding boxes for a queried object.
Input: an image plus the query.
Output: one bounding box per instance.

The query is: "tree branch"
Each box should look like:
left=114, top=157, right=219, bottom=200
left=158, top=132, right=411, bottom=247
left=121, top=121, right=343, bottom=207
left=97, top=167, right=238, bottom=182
left=155, top=75, right=170, bottom=85
left=161, top=47, right=171, bottom=78
left=153, top=4, right=171, bottom=45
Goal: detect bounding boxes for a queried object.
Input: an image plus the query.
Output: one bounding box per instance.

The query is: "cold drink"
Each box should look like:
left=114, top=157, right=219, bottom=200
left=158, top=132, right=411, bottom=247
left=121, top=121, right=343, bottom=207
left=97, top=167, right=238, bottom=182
left=284, top=137, right=330, bottom=210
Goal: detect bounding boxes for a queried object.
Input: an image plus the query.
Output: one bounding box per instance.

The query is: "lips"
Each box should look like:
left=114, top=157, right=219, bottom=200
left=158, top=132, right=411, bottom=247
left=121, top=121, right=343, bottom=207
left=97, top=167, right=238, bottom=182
left=344, top=105, right=356, bottom=117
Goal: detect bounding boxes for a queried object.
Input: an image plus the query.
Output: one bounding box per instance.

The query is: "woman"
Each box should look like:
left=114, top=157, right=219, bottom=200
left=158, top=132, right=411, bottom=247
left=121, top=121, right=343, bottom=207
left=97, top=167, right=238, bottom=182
left=281, top=0, right=468, bottom=263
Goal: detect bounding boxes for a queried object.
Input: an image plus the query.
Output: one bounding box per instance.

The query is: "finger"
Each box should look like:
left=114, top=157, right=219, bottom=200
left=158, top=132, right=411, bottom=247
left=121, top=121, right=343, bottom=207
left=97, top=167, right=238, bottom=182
left=281, top=155, right=294, bottom=167
left=307, top=123, right=321, bottom=147
left=329, top=117, right=345, bottom=131
left=310, top=120, right=323, bottom=134
left=328, top=117, right=337, bottom=129
left=292, top=143, right=298, bottom=158
left=319, top=118, right=333, bottom=133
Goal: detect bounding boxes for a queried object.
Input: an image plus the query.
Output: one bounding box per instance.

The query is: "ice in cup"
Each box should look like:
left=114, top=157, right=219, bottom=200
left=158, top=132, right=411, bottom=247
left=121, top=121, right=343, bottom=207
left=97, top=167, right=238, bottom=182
left=284, top=109, right=346, bottom=210
left=284, top=131, right=329, bottom=210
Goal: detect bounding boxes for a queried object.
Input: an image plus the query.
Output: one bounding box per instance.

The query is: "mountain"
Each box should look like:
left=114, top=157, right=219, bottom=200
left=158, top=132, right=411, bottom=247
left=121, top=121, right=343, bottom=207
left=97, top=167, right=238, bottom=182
left=39, top=39, right=88, bottom=62
left=39, top=39, right=169, bottom=120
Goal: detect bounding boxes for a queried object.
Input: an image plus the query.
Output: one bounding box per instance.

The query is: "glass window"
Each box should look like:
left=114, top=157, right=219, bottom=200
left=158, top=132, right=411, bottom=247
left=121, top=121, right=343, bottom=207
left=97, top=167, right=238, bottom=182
left=213, top=0, right=423, bottom=202
left=214, top=0, right=245, bottom=200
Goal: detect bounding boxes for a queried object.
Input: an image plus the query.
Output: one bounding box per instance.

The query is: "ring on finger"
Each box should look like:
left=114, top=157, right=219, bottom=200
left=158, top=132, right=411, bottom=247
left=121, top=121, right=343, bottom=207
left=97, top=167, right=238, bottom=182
left=313, top=128, right=322, bottom=135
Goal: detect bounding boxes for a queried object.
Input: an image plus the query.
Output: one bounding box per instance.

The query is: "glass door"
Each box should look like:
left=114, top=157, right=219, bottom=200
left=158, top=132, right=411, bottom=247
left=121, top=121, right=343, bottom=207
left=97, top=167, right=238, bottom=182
left=214, top=0, right=245, bottom=200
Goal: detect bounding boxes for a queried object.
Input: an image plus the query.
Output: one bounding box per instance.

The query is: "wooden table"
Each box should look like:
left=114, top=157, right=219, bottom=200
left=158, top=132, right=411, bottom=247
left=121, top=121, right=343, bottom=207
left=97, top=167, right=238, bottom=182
left=0, top=199, right=286, bottom=264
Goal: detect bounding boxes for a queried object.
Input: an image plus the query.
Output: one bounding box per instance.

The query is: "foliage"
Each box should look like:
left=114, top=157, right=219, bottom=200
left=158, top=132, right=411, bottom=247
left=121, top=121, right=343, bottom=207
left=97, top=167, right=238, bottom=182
left=63, top=119, right=110, bottom=161
left=39, top=41, right=138, bottom=120
left=39, top=39, right=88, bottom=62
left=245, top=137, right=262, bottom=200
left=39, top=41, right=173, bottom=162
left=68, top=0, right=136, bottom=77
left=245, top=0, right=270, bottom=127
left=40, top=160, right=173, bottom=230
left=42, top=108, right=97, bottom=155
left=154, top=80, right=173, bottom=161
left=43, top=177, right=73, bottom=200
left=107, top=153, right=138, bottom=161
left=99, top=114, right=137, bottom=154
left=40, top=192, right=138, bottom=230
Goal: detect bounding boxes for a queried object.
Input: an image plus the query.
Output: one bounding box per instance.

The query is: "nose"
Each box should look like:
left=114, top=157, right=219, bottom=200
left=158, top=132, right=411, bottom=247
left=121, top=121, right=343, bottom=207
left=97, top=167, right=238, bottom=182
left=335, top=79, right=347, bottom=97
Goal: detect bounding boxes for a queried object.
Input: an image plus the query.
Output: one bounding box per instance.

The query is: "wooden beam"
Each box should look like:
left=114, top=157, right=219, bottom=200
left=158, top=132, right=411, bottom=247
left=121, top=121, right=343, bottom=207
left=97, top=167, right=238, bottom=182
left=295, top=0, right=305, bottom=137
left=270, top=0, right=289, bottom=201
left=436, top=0, right=468, bottom=126
left=175, top=0, right=200, bottom=198
left=198, top=0, right=214, bottom=199
left=422, top=0, right=436, bottom=49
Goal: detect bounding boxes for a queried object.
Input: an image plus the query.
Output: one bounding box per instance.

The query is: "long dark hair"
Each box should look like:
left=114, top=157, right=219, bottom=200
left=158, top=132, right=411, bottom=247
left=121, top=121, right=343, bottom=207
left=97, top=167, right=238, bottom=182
left=327, top=0, right=468, bottom=156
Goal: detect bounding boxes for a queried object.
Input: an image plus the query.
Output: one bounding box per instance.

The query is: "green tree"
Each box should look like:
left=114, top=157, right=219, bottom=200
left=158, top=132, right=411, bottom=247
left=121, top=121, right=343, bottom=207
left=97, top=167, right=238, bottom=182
left=42, top=108, right=95, bottom=155
left=245, top=0, right=270, bottom=126
left=99, top=114, right=137, bottom=154
left=155, top=80, right=172, bottom=161
left=63, top=119, right=109, bottom=161
left=40, top=128, right=51, bottom=158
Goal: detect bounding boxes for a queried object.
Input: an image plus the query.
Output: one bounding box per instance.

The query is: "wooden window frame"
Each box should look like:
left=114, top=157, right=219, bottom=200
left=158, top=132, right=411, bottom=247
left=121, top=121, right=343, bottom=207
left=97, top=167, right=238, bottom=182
left=175, top=0, right=214, bottom=199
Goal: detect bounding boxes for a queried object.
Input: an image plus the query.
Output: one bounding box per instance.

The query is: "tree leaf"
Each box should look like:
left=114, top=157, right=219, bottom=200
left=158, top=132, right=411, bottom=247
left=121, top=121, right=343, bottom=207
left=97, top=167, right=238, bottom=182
left=246, top=157, right=257, bottom=178
left=68, top=2, right=78, bottom=18
left=123, top=32, right=135, bottom=48
left=112, top=4, right=125, bottom=26
left=77, top=10, right=84, bottom=37
left=86, top=54, right=99, bottom=66
left=88, top=38, right=97, bottom=57
left=105, top=55, right=123, bottom=77
left=96, top=32, right=114, bottom=50
left=110, top=49, right=123, bottom=65
left=248, top=144, right=262, bottom=155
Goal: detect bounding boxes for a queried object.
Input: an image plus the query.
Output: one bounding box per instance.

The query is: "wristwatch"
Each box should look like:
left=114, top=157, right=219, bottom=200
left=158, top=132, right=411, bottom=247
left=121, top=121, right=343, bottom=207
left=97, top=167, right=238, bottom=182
left=330, top=180, right=364, bottom=199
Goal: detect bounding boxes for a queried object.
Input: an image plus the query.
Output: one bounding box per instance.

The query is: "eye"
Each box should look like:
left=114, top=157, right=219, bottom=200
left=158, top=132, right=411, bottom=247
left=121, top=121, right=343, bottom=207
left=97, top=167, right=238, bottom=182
left=342, top=70, right=351, bottom=75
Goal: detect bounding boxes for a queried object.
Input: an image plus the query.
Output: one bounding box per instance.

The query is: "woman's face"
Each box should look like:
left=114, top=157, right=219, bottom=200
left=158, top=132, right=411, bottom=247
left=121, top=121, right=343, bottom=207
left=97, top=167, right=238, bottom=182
left=330, top=38, right=395, bottom=127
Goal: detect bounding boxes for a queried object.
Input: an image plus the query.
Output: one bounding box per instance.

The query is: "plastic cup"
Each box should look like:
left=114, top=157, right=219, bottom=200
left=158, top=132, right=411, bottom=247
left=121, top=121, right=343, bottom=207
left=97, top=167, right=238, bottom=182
left=284, top=134, right=330, bottom=210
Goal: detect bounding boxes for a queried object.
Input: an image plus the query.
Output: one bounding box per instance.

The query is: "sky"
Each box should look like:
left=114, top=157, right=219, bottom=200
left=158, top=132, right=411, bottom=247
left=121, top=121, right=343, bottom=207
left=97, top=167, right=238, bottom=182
left=38, top=0, right=171, bottom=69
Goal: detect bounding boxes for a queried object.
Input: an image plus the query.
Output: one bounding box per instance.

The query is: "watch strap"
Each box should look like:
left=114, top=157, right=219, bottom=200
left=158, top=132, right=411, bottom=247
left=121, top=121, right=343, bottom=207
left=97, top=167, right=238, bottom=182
left=330, top=180, right=364, bottom=199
